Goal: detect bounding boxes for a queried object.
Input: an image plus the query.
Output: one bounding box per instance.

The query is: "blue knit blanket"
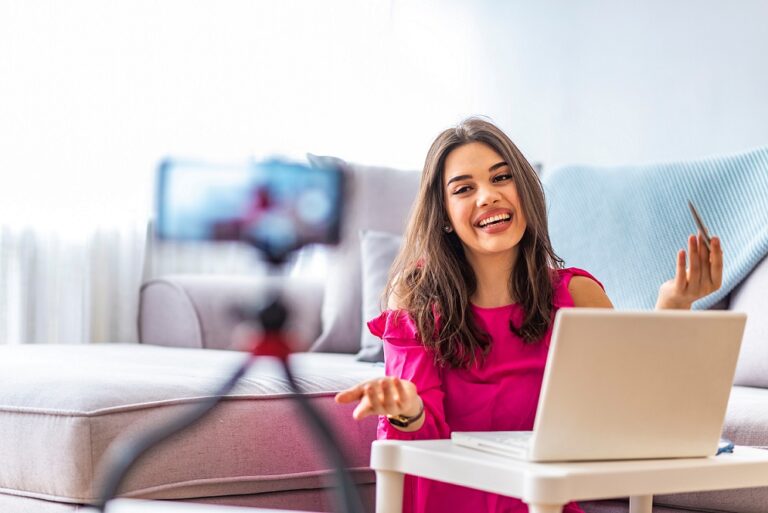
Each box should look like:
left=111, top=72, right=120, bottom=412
left=542, top=146, right=768, bottom=309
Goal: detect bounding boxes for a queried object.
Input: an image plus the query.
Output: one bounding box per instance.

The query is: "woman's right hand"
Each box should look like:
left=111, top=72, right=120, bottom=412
left=334, top=377, right=422, bottom=421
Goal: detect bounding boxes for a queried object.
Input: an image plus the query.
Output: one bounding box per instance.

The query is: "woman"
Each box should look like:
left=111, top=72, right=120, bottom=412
left=336, top=118, right=723, bottom=513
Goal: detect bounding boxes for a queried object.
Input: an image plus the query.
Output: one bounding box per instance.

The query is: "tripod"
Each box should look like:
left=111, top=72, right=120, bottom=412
left=94, top=281, right=365, bottom=513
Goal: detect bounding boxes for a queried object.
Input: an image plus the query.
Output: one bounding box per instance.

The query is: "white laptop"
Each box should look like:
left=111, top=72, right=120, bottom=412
left=451, top=308, right=746, bottom=462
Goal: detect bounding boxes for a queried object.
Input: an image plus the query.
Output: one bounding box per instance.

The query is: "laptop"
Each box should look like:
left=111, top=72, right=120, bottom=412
left=451, top=308, right=746, bottom=462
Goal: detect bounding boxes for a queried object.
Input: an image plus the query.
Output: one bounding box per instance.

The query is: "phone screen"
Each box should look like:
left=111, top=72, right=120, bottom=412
left=155, top=158, right=344, bottom=258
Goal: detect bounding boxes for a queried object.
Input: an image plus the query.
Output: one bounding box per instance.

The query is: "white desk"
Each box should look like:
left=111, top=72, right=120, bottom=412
left=371, top=440, right=768, bottom=513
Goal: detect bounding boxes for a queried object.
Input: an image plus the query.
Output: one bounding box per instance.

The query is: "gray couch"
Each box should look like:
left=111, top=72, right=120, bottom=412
left=0, top=160, right=767, bottom=513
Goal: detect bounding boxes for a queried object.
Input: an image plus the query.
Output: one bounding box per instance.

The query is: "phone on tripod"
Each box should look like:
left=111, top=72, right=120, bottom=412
left=155, top=158, right=345, bottom=260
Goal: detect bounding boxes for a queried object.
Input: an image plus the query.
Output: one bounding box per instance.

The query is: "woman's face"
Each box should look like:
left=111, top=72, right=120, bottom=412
left=442, top=141, right=527, bottom=264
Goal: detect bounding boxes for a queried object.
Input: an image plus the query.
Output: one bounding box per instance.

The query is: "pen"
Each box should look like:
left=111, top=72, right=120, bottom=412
left=687, top=200, right=712, bottom=252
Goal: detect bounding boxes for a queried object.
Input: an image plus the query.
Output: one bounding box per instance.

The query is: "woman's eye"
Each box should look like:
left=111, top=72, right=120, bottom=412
left=452, top=185, right=471, bottom=195
left=493, top=173, right=512, bottom=183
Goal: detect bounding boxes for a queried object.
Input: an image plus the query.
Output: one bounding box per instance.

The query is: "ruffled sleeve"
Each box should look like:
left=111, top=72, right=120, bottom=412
left=367, top=310, right=451, bottom=441
left=553, top=267, right=605, bottom=308
left=367, top=309, right=421, bottom=340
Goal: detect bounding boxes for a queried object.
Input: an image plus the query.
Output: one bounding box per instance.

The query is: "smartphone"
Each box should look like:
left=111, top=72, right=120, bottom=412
left=155, top=158, right=345, bottom=260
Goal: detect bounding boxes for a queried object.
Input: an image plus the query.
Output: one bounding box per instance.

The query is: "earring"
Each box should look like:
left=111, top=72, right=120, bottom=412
left=443, top=225, right=453, bottom=233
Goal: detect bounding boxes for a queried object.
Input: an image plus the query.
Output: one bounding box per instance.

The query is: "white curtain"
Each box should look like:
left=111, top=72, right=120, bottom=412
left=0, top=222, right=147, bottom=344
left=0, top=222, right=266, bottom=344
left=0, top=0, right=489, bottom=345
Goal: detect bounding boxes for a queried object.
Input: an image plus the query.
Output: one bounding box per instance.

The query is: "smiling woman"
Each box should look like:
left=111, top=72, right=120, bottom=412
left=335, top=117, right=724, bottom=513
left=335, top=118, right=593, bottom=513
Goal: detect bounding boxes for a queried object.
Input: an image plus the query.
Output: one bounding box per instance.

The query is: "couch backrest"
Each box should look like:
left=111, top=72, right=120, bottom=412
left=309, top=161, right=421, bottom=354
left=543, top=146, right=768, bottom=310
left=729, top=254, right=768, bottom=388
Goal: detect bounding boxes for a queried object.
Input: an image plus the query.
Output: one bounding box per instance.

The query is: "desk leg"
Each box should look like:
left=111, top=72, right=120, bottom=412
left=629, top=495, right=653, bottom=513
left=527, top=504, right=564, bottom=513
left=375, top=470, right=404, bottom=513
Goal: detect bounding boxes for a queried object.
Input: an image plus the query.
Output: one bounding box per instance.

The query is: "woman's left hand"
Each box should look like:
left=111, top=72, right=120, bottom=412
left=656, top=234, right=723, bottom=310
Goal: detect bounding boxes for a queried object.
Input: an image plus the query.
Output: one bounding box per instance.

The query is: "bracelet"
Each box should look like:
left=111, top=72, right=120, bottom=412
left=386, top=402, right=425, bottom=428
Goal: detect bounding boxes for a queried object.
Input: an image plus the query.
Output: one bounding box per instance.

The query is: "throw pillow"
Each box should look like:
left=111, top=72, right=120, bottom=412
left=357, top=231, right=403, bottom=362
left=730, top=254, right=768, bottom=388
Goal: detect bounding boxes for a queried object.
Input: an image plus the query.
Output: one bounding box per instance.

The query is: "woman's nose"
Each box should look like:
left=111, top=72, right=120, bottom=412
left=476, top=185, right=501, bottom=206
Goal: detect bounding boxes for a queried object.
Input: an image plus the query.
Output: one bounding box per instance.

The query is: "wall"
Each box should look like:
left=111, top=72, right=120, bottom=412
left=468, top=0, right=768, bottom=170
left=2, top=0, right=766, bottom=222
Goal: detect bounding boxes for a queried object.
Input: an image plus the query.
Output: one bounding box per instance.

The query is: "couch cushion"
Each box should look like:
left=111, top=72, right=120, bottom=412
left=0, top=345, right=382, bottom=504
left=0, top=493, right=81, bottom=513
left=310, top=161, right=420, bottom=354
left=730, top=254, right=768, bottom=388
left=653, top=385, right=768, bottom=513
left=722, top=386, right=768, bottom=449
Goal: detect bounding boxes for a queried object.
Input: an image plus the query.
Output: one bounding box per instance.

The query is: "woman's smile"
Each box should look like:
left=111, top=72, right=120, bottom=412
left=474, top=208, right=514, bottom=233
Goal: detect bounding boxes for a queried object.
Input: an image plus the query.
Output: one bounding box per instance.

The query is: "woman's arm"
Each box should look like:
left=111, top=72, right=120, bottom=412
left=569, top=276, right=614, bottom=308
left=656, top=234, right=723, bottom=309
left=336, top=286, right=450, bottom=438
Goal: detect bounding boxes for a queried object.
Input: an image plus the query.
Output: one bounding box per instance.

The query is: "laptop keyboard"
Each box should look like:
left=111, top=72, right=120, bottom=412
left=452, top=431, right=534, bottom=458
left=488, top=433, right=531, bottom=448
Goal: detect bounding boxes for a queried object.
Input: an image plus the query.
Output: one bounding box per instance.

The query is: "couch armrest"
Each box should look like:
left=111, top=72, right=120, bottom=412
left=138, top=274, right=323, bottom=351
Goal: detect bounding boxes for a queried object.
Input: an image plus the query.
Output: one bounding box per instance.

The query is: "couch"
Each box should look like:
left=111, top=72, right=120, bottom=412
left=1, top=156, right=767, bottom=513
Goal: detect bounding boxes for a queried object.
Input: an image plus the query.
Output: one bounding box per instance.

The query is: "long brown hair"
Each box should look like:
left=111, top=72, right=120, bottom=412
left=386, top=117, right=564, bottom=368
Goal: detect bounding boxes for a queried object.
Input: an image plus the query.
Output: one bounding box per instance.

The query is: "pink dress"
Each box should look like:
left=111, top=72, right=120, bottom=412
left=367, top=267, right=602, bottom=513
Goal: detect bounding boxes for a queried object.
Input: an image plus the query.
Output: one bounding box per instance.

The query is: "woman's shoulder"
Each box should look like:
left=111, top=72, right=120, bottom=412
left=554, top=267, right=613, bottom=308
left=553, top=267, right=603, bottom=287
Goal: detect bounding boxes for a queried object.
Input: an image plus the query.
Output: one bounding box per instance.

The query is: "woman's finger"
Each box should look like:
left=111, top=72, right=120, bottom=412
left=353, top=384, right=380, bottom=420
left=393, top=378, right=408, bottom=408
left=380, top=379, right=397, bottom=413
left=674, top=249, right=687, bottom=291
left=334, top=385, right=362, bottom=404
left=710, top=236, right=723, bottom=289
left=364, top=383, right=383, bottom=414
left=352, top=396, right=371, bottom=420
left=699, top=233, right=712, bottom=288
left=687, top=234, right=701, bottom=292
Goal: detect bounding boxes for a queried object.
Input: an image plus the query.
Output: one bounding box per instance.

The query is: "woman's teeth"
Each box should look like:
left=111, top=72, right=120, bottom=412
left=478, top=213, right=511, bottom=227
